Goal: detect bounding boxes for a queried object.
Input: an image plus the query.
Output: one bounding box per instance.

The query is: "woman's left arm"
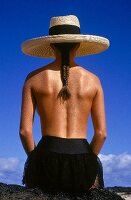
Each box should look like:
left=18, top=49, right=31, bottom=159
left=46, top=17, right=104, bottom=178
left=19, top=77, right=36, bottom=156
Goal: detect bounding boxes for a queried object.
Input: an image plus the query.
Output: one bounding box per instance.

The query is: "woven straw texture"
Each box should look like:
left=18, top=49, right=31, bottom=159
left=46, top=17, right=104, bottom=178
left=21, top=34, right=109, bottom=58
left=21, top=15, right=110, bottom=58
left=50, top=15, right=80, bottom=27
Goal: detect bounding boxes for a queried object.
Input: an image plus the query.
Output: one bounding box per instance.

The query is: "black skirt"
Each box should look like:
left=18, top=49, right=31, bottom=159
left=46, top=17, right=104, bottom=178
left=22, top=135, right=104, bottom=194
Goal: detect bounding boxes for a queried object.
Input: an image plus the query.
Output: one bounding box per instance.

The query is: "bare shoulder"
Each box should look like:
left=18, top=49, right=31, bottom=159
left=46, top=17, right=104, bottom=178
left=79, top=66, right=102, bottom=89
left=23, top=64, right=49, bottom=85
left=22, top=70, right=37, bottom=87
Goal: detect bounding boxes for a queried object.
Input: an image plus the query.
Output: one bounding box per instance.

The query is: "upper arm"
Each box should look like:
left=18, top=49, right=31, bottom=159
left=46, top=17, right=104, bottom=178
left=91, top=77, right=107, bottom=135
left=19, top=78, right=36, bottom=133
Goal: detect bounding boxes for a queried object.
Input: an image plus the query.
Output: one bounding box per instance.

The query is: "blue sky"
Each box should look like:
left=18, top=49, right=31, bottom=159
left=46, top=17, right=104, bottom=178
left=0, top=0, right=131, bottom=187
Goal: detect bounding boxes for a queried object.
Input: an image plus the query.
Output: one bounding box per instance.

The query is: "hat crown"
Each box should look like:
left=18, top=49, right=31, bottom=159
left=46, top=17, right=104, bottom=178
left=49, top=15, right=80, bottom=28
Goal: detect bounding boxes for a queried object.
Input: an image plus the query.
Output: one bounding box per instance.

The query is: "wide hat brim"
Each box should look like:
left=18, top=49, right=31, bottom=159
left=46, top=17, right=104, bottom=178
left=21, top=34, right=110, bottom=58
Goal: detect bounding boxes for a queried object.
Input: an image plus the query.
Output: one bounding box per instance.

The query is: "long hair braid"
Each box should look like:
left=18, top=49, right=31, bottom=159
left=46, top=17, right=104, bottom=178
left=53, top=43, right=79, bottom=103
left=58, top=64, right=71, bottom=101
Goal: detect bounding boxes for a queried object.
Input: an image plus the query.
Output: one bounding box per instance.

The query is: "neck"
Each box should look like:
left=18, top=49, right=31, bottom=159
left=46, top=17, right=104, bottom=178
left=53, top=52, right=77, bottom=68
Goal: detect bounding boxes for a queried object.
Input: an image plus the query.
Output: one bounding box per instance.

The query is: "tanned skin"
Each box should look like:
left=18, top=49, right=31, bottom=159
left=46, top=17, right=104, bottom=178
left=19, top=43, right=107, bottom=157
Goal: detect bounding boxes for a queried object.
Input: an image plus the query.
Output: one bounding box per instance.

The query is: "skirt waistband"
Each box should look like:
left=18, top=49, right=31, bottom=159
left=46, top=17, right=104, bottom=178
left=37, top=135, right=93, bottom=154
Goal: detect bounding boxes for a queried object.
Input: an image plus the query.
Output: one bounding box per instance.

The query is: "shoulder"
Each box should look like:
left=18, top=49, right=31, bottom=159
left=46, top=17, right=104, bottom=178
left=24, top=68, right=41, bottom=82
left=89, top=73, right=103, bottom=96
left=23, top=71, right=35, bottom=88
left=22, top=65, right=50, bottom=91
left=22, top=69, right=39, bottom=91
left=79, top=66, right=104, bottom=97
left=80, top=66, right=102, bottom=85
left=23, top=66, right=47, bottom=85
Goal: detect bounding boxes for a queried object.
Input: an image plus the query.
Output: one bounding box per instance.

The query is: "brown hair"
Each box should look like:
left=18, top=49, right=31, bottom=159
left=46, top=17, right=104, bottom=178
left=52, top=43, right=79, bottom=103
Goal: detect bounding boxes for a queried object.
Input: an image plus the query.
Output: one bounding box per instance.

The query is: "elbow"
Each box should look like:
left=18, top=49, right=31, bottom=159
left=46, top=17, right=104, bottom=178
left=19, top=129, right=32, bottom=137
left=94, top=130, right=107, bottom=140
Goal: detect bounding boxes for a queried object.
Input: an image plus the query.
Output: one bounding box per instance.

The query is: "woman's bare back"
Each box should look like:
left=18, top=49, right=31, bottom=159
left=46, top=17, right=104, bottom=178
left=28, top=63, right=99, bottom=139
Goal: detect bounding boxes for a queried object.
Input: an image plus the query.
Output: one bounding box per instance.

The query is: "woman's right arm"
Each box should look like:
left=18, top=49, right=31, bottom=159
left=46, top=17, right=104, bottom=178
left=90, top=77, right=107, bottom=156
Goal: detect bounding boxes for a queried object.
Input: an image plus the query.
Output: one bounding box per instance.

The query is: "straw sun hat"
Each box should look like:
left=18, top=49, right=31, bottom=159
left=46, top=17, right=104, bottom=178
left=21, top=15, right=110, bottom=58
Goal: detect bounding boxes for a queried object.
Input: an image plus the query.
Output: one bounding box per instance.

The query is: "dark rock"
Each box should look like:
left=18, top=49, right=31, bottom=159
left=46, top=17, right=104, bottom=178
left=106, top=186, right=131, bottom=195
left=0, top=183, right=126, bottom=200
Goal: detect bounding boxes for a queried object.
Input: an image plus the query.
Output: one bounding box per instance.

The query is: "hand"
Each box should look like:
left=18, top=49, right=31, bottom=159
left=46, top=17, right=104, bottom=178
left=89, top=174, right=100, bottom=190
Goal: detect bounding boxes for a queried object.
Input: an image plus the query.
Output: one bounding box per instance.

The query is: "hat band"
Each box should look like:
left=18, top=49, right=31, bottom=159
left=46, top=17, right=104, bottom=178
left=49, top=24, right=80, bottom=35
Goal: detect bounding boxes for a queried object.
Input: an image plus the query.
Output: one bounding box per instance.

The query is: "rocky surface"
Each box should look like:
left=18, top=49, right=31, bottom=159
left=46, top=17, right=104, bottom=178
left=106, top=187, right=131, bottom=200
left=0, top=183, right=130, bottom=200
